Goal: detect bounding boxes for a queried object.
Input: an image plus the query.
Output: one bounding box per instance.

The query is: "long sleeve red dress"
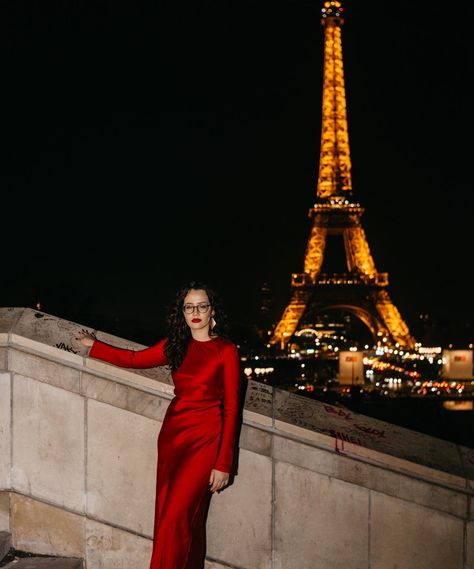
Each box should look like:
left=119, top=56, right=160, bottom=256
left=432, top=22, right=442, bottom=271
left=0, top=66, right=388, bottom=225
left=88, top=335, right=242, bottom=569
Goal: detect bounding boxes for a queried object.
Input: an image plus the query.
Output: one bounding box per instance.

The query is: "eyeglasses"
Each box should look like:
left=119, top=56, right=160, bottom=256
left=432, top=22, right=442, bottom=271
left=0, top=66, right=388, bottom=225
left=183, top=303, right=211, bottom=314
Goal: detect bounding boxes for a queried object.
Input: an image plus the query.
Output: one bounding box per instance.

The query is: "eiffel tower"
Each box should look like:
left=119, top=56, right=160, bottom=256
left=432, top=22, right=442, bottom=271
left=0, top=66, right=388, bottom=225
left=269, top=1, right=416, bottom=351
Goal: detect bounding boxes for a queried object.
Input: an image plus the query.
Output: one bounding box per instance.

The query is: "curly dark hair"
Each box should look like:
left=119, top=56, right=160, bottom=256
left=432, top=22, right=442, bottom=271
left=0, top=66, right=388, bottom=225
left=164, top=280, right=229, bottom=370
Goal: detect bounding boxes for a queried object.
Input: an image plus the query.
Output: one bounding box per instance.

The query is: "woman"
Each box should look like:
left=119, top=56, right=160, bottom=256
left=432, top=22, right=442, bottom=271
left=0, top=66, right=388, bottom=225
left=78, top=280, right=243, bottom=569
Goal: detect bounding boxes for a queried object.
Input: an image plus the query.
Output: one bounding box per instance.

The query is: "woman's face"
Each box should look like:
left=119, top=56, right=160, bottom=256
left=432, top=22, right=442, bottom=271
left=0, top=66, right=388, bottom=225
left=182, top=289, right=215, bottom=333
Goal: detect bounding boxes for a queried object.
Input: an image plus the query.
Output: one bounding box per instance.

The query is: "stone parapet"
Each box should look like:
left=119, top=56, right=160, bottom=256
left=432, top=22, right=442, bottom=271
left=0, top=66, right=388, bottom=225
left=0, top=307, right=473, bottom=569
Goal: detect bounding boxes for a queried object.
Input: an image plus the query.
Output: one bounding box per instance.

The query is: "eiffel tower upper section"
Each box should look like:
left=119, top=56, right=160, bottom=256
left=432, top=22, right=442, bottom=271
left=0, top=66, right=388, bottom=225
left=269, top=1, right=416, bottom=351
left=317, top=0, right=352, bottom=201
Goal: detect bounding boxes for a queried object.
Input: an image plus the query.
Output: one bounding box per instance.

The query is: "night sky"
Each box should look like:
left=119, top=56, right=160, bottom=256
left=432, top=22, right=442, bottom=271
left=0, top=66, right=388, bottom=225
left=2, top=1, right=473, bottom=347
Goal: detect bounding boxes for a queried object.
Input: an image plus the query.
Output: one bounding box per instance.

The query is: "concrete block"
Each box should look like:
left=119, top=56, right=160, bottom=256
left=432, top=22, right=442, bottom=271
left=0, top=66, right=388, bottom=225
left=12, top=375, right=85, bottom=511
left=370, top=491, right=464, bottom=569
left=467, top=520, right=474, bottom=568
left=0, top=492, right=9, bottom=531
left=84, top=358, right=174, bottom=397
left=85, top=518, right=151, bottom=569
left=459, top=445, right=474, bottom=489
left=244, top=381, right=273, bottom=420
left=2, top=558, right=83, bottom=569
left=10, top=494, right=84, bottom=558
left=208, top=449, right=272, bottom=569
left=239, top=422, right=272, bottom=459
left=0, top=348, right=7, bottom=370
left=243, top=408, right=273, bottom=428
left=274, top=461, right=369, bottom=569
left=81, top=372, right=170, bottom=422
left=0, top=308, right=23, bottom=334
left=9, top=350, right=80, bottom=394
left=274, top=390, right=466, bottom=488
left=205, top=561, right=235, bottom=569
left=0, top=373, right=11, bottom=490
left=0, top=528, right=12, bottom=560
left=12, top=310, right=90, bottom=361
left=86, top=399, right=160, bottom=535
left=273, top=436, right=468, bottom=518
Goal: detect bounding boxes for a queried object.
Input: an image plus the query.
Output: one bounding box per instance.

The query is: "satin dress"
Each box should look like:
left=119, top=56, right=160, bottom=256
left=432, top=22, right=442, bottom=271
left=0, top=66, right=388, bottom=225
left=88, top=335, right=242, bottom=569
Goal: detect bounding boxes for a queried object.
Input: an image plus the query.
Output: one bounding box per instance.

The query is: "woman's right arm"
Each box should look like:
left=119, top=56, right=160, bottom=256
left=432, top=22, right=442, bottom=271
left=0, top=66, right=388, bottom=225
left=79, top=331, right=168, bottom=368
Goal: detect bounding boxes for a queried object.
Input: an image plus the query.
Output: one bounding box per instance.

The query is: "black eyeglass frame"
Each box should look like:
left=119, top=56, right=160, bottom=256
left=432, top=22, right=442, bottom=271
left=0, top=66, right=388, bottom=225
left=182, top=303, right=212, bottom=314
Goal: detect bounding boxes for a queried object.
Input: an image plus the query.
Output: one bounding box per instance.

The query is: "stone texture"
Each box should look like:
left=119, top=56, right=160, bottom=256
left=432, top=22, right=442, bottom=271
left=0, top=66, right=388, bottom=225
left=208, top=449, right=272, bottom=569
left=204, top=562, right=234, bottom=569
left=84, top=357, right=174, bottom=397
left=86, top=399, right=160, bottom=535
left=81, top=372, right=171, bottom=422
left=370, top=491, right=464, bottom=569
left=459, top=445, right=474, bottom=488
left=244, top=380, right=273, bottom=420
left=274, top=461, right=369, bottom=569
left=273, top=435, right=468, bottom=518
left=239, top=422, right=272, bottom=459
left=0, top=308, right=23, bottom=334
left=9, top=350, right=80, bottom=393
left=274, top=388, right=466, bottom=480
left=467, top=521, right=474, bottom=568
left=363, top=460, right=467, bottom=519
left=85, top=518, right=151, bottom=569
left=0, top=348, right=7, bottom=370
left=0, top=529, right=12, bottom=559
left=0, top=373, right=11, bottom=490
left=10, top=494, right=84, bottom=558
left=2, top=559, right=83, bottom=569
left=12, top=375, right=85, bottom=511
left=12, top=310, right=90, bottom=360
left=0, top=492, right=9, bottom=531
left=274, top=416, right=335, bottom=449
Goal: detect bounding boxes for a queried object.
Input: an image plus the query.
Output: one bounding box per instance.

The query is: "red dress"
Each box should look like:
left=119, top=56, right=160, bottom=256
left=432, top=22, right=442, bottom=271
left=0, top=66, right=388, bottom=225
left=88, top=335, right=242, bottom=569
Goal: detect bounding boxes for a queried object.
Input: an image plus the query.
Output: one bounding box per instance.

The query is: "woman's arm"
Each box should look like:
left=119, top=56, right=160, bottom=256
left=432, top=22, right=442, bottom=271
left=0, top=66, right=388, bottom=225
left=88, top=337, right=169, bottom=368
left=213, top=343, right=242, bottom=473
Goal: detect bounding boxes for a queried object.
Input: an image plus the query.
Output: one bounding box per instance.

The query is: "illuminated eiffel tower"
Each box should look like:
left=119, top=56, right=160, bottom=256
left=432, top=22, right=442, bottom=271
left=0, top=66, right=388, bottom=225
left=270, top=1, right=416, bottom=351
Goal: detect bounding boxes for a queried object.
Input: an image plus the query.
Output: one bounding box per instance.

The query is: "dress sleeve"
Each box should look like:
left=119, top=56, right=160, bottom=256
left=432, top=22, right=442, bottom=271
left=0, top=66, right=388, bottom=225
left=213, top=342, right=242, bottom=474
left=88, top=337, right=169, bottom=368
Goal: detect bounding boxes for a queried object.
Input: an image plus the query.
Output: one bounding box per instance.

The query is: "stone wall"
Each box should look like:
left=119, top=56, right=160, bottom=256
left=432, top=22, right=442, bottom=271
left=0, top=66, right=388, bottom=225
left=0, top=307, right=473, bottom=569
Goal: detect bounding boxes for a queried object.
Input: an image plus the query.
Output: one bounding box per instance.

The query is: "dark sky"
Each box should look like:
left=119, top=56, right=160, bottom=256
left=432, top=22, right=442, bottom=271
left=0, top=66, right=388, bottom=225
left=2, top=1, right=473, bottom=347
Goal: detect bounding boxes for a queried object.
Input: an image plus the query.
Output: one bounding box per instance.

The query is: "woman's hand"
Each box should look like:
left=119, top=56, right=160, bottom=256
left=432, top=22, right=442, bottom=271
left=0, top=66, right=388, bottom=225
left=77, top=329, right=97, bottom=347
left=209, top=468, right=230, bottom=493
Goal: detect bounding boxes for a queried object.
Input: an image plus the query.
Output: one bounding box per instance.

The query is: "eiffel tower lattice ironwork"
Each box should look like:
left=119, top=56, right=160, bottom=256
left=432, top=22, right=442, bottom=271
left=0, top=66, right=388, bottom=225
left=269, top=1, right=416, bottom=351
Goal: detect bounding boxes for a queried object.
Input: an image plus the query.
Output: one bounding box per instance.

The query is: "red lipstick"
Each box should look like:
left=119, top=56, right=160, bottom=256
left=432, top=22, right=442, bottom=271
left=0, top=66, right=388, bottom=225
left=191, top=318, right=202, bottom=323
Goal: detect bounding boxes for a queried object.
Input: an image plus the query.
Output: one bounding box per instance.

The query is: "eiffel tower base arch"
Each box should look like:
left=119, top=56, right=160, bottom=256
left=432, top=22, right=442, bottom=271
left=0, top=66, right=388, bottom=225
left=270, top=283, right=416, bottom=351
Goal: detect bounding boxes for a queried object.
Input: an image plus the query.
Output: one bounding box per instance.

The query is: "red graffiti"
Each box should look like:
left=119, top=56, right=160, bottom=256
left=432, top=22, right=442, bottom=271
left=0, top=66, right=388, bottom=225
left=323, top=405, right=354, bottom=421
left=334, top=436, right=346, bottom=455
left=329, top=429, right=366, bottom=448
left=354, top=424, right=386, bottom=438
